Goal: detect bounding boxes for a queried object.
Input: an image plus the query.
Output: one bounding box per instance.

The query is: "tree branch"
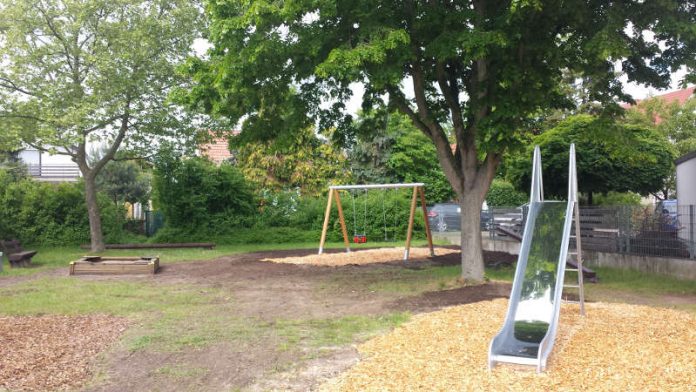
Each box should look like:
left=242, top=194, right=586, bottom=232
left=389, top=87, right=464, bottom=194
left=91, top=102, right=131, bottom=176
left=0, top=77, right=41, bottom=97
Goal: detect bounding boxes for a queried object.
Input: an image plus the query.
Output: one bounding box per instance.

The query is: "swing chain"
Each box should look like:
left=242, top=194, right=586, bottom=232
left=351, top=190, right=357, bottom=237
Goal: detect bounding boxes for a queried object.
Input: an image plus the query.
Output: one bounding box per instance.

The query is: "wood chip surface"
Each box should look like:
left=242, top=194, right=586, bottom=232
left=322, top=299, right=696, bottom=391
left=0, top=315, right=129, bottom=391
left=264, top=247, right=457, bottom=266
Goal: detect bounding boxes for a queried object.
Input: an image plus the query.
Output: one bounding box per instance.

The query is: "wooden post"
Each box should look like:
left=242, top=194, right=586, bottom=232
left=334, top=190, right=351, bottom=252
left=404, top=186, right=419, bottom=260
left=418, top=187, right=435, bottom=256
left=318, top=189, right=334, bottom=254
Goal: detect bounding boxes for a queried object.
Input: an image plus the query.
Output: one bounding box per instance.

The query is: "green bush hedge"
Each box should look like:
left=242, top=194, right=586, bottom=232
left=0, top=170, right=126, bottom=245
left=486, top=179, right=528, bottom=207
left=151, top=187, right=427, bottom=244
left=153, top=157, right=256, bottom=229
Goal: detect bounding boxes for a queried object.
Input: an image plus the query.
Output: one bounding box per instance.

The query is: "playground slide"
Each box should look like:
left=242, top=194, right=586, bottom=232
left=488, top=199, right=575, bottom=372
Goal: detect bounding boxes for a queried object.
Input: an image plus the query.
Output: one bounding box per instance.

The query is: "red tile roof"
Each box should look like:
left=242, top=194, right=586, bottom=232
left=623, top=86, right=695, bottom=124
left=199, top=131, right=240, bottom=164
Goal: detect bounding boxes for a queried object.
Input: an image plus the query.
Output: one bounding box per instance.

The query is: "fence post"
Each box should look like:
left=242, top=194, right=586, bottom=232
left=690, top=205, right=695, bottom=260
left=624, top=206, right=631, bottom=254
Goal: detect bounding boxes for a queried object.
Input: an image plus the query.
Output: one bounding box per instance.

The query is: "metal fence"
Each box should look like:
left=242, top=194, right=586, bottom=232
left=431, top=203, right=696, bottom=260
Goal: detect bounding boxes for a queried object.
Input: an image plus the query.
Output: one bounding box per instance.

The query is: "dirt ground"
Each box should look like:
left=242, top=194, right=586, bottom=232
left=1, top=247, right=692, bottom=392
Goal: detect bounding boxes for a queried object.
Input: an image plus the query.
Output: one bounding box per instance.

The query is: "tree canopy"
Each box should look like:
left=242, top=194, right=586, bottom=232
left=182, top=0, right=696, bottom=280
left=508, top=115, right=674, bottom=203
left=0, top=0, right=203, bottom=250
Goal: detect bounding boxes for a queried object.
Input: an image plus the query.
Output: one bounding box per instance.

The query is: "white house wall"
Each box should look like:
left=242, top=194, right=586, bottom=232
left=676, top=155, right=696, bottom=243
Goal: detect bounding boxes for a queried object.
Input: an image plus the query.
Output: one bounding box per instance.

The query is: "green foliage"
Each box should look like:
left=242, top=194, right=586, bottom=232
left=97, top=160, right=151, bottom=204
left=152, top=154, right=255, bottom=231
left=150, top=188, right=426, bottom=244
left=594, top=192, right=643, bottom=206
left=508, top=115, right=674, bottom=201
left=486, top=179, right=528, bottom=207
left=0, top=171, right=125, bottom=245
left=0, top=0, right=203, bottom=156
left=233, top=126, right=351, bottom=196
left=350, top=110, right=454, bottom=202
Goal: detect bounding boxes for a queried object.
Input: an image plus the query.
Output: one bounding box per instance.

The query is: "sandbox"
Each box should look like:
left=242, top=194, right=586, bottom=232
left=321, top=299, right=696, bottom=391
left=264, top=247, right=457, bottom=266
left=69, top=256, right=160, bottom=275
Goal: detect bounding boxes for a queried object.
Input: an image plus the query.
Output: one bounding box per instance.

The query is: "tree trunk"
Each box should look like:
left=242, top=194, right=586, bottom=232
left=458, top=192, right=486, bottom=282
left=84, top=174, right=105, bottom=252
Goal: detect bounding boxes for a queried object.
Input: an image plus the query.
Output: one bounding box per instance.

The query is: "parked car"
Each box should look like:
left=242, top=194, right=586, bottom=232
left=427, top=203, right=493, bottom=232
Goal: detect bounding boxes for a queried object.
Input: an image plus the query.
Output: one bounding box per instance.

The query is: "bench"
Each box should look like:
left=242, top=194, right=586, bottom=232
left=1, top=240, right=38, bottom=268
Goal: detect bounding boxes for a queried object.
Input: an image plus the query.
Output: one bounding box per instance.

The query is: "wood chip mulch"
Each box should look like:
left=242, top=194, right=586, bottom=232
left=321, top=299, right=696, bottom=391
left=0, top=315, right=129, bottom=391
left=263, top=247, right=457, bottom=266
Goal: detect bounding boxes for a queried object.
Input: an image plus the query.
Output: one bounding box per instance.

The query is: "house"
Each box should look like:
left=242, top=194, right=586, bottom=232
left=14, top=146, right=81, bottom=182
left=198, top=131, right=240, bottom=165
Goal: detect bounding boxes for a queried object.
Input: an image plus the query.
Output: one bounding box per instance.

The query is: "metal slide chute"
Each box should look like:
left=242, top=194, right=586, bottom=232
left=488, top=144, right=579, bottom=372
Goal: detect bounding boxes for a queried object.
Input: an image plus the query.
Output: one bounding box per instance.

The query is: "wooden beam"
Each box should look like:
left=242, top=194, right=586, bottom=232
left=318, top=189, right=334, bottom=254
left=404, top=186, right=419, bottom=260
left=418, top=186, right=435, bottom=256
left=334, top=189, right=351, bottom=252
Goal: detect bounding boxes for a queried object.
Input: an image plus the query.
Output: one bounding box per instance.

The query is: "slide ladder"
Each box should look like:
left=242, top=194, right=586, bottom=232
left=488, top=144, right=585, bottom=372
left=563, top=202, right=585, bottom=315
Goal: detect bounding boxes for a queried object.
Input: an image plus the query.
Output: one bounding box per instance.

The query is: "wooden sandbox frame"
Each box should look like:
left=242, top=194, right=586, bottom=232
left=69, top=256, right=160, bottom=275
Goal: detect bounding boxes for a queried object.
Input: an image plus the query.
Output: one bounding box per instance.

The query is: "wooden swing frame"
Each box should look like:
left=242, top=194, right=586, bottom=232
left=318, top=183, right=435, bottom=260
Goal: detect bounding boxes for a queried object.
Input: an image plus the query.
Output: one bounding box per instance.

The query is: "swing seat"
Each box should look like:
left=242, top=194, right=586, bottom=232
left=353, top=235, right=367, bottom=244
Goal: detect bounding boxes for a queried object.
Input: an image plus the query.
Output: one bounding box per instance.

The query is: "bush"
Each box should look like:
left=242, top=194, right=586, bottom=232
left=150, top=187, right=428, bottom=244
left=0, top=170, right=126, bottom=245
left=594, top=191, right=642, bottom=206
left=153, top=157, right=255, bottom=231
left=486, top=179, right=527, bottom=207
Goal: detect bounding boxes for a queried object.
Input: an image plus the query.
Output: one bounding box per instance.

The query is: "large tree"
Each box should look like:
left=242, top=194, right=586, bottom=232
left=183, top=0, right=695, bottom=280
left=0, top=0, right=202, bottom=251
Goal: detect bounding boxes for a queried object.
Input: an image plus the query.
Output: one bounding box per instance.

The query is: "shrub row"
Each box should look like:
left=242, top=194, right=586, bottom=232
left=0, top=170, right=127, bottom=246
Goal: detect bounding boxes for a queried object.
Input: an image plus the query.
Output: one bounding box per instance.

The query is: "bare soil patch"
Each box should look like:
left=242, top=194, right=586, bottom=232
left=0, top=315, right=128, bottom=391
left=321, top=300, right=696, bottom=392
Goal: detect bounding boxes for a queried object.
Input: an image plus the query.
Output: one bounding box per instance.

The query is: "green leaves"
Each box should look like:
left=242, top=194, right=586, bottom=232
left=508, top=115, right=674, bottom=200
left=0, top=0, right=203, bottom=160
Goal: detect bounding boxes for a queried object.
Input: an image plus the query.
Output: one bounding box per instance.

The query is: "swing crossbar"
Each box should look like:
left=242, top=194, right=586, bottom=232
left=329, top=183, right=425, bottom=190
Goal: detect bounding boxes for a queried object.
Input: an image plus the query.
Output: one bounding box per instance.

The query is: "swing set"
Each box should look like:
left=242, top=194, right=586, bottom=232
left=318, top=183, right=435, bottom=260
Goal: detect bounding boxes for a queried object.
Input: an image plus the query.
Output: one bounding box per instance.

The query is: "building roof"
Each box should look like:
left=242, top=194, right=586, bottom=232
left=621, top=86, right=695, bottom=124
left=652, top=86, right=696, bottom=105
left=199, top=131, right=240, bottom=164
left=675, top=150, right=696, bottom=166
